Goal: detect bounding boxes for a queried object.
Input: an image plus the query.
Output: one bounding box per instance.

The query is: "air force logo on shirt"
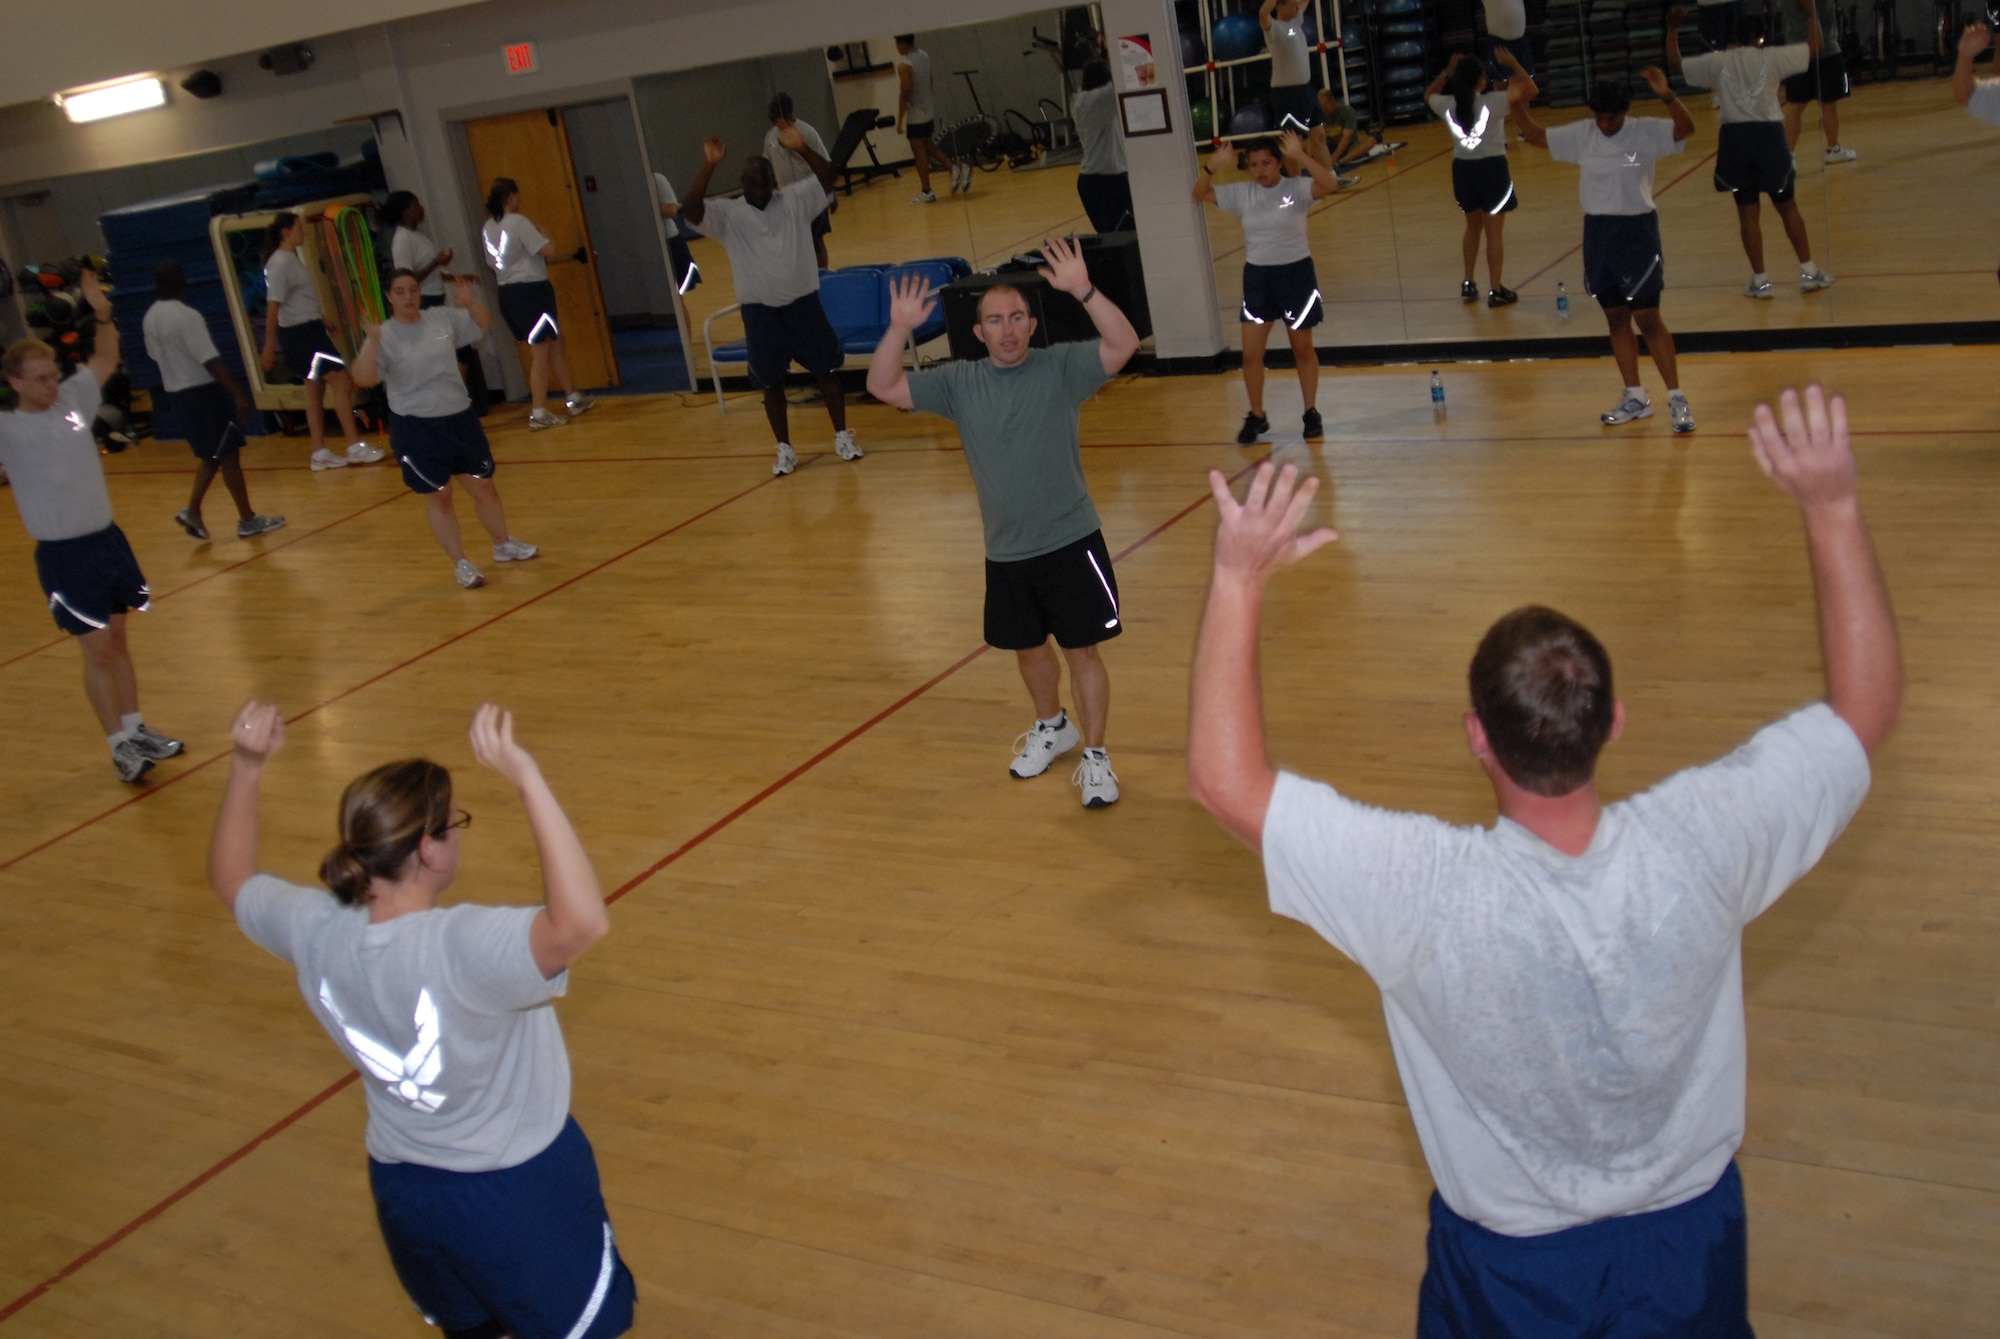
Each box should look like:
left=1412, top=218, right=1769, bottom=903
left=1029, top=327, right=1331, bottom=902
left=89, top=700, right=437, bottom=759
left=1623, top=152, right=1642, bottom=167
left=1446, top=105, right=1491, bottom=151
left=319, top=980, right=448, bottom=1112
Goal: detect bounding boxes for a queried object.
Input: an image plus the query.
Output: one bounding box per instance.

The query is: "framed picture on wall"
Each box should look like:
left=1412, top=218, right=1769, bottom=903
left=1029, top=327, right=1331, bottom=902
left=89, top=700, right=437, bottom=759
left=1118, top=89, right=1170, bottom=137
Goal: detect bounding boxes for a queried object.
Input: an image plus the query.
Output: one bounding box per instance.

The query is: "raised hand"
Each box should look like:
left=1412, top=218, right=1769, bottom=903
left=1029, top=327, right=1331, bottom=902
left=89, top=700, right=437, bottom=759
left=1208, top=461, right=1339, bottom=585
left=1639, top=66, right=1672, bottom=96
left=886, top=272, right=936, bottom=331
left=1749, top=384, right=1857, bottom=511
left=1667, top=5, right=1687, bottom=26
left=469, top=703, right=540, bottom=788
left=448, top=272, right=479, bottom=295
left=1278, top=128, right=1307, bottom=163
left=1034, top=234, right=1090, bottom=297
left=230, top=699, right=286, bottom=763
left=359, top=311, right=382, bottom=339
left=702, top=135, right=726, bottom=166
left=78, top=265, right=112, bottom=320
left=774, top=119, right=806, bottom=154
left=1963, top=21, right=1992, bottom=55
left=1208, top=140, right=1239, bottom=174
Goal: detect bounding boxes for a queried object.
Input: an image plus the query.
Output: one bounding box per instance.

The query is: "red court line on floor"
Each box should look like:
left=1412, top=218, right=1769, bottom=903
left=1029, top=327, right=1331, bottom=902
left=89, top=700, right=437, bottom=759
left=0, top=490, right=408, bottom=671
left=0, top=461, right=820, bottom=877
left=0, top=452, right=1270, bottom=1324
left=104, top=447, right=816, bottom=476
left=1209, top=147, right=1452, bottom=267
left=1514, top=150, right=1718, bottom=292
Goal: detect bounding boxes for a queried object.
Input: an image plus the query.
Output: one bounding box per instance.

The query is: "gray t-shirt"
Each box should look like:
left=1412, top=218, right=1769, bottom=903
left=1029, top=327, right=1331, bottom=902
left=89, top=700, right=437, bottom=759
left=1546, top=116, right=1683, bottom=215
left=1429, top=90, right=1513, bottom=160
left=1681, top=45, right=1810, bottom=123
left=908, top=339, right=1108, bottom=562
left=1215, top=178, right=1317, bottom=266
left=372, top=307, right=483, bottom=418
left=0, top=369, right=114, bottom=542
left=700, top=180, right=835, bottom=308
left=761, top=119, right=831, bottom=189
left=1264, top=704, right=1868, bottom=1236
left=264, top=247, right=322, bottom=328
left=236, top=874, right=571, bottom=1172
left=142, top=299, right=222, bottom=393
left=1778, top=0, right=1839, bottom=56
left=1267, top=13, right=1312, bottom=87
left=1074, top=86, right=1128, bottom=177
left=904, top=49, right=935, bottom=121
left=391, top=225, right=447, bottom=298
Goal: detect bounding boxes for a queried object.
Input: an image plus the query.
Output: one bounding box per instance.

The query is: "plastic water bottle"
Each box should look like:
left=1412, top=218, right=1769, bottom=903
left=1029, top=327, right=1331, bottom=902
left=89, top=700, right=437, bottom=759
left=1556, top=282, right=1570, bottom=321
left=1431, top=370, right=1445, bottom=414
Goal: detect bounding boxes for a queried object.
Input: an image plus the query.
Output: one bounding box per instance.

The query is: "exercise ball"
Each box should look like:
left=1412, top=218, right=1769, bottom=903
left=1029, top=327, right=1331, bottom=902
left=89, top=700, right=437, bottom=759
left=1180, top=28, right=1204, bottom=69
left=1212, top=12, right=1263, bottom=61
left=1300, top=12, right=1320, bottom=46
left=1190, top=98, right=1216, bottom=139
left=1227, top=104, right=1272, bottom=135
left=1383, top=40, right=1425, bottom=61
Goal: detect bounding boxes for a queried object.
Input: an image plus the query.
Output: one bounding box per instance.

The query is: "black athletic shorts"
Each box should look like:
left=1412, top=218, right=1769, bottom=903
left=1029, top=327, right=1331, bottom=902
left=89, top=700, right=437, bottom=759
left=1583, top=212, right=1665, bottom=310
left=1453, top=156, right=1519, bottom=214
left=1268, top=84, right=1324, bottom=133
left=168, top=382, right=245, bottom=463
left=1784, top=51, right=1849, bottom=104
left=906, top=120, right=936, bottom=141
left=277, top=320, right=344, bottom=382
left=1241, top=257, right=1324, bottom=330
left=419, top=293, right=448, bottom=309
left=741, top=292, right=844, bottom=388
left=497, top=280, right=562, bottom=344
left=390, top=407, right=495, bottom=494
left=811, top=209, right=833, bottom=241
left=1077, top=172, right=1135, bottom=233
left=984, top=529, right=1122, bottom=651
left=1487, top=33, right=1537, bottom=78
left=1714, top=122, right=1797, bottom=206
left=34, top=523, right=148, bottom=636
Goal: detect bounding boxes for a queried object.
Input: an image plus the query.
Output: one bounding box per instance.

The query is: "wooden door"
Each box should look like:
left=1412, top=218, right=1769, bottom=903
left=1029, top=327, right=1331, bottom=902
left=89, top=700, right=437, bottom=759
left=463, top=108, right=620, bottom=390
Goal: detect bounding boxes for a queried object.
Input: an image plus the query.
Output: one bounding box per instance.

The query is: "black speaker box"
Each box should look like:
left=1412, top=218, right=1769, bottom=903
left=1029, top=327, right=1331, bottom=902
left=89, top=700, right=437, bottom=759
left=939, top=233, right=1151, bottom=362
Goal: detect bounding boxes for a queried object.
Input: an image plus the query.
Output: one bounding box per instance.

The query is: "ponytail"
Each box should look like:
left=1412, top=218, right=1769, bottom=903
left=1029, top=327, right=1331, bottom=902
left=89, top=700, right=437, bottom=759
left=485, top=177, right=517, bottom=221
left=1447, top=55, right=1482, bottom=134
left=318, top=758, right=454, bottom=906
left=263, top=211, right=298, bottom=262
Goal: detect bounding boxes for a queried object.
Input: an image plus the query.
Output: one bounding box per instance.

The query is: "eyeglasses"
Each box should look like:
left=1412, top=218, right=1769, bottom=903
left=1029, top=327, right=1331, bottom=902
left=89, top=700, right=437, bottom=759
left=436, top=809, right=472, bottom=834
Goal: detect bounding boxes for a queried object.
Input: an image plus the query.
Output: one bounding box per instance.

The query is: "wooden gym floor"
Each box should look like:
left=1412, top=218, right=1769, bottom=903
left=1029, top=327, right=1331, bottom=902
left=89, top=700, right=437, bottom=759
left=0, top=338, right=1995, bottom=1335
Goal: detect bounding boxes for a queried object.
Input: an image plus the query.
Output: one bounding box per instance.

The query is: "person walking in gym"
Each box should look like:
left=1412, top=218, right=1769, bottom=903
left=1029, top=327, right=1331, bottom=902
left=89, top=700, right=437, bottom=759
left=1780, top=0, right=1858, bottom=163
left=142, top=261, right=285, bottom=542
left=1513, top=71, right=1700, bottom=432
left=1073, top=60, right=1135, bottom=233
left=1193, top=131, right=1341, bottom=445
left=209, top=700, right=636, bottom=1338
left=0, top=268, right=186, bottom=784
left=1188, top=381, right=1899, bottom=1334
left=1428, top=48, right=1530, bottom=307
left=481, top=178, right=596, bottom=431
left=897, top=35, right=962, bottom=200
left=1667, top=6, right=1836, bottom=298
left=1263, top=0, right=1332, bottom=168
left=866, top=237, right=1141, bottom=808
left=352, top=271, right=538, bottom=590
left=259, top=212, right=384, bottom=471
left=762, top=93, right=836, bottom=269
left=683, top=126, right=863, bottom=477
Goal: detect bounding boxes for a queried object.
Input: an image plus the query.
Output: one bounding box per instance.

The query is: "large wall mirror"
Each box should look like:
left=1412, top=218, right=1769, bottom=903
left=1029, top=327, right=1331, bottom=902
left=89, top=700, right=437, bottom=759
left=1180, top=0, right=1994, bottom=351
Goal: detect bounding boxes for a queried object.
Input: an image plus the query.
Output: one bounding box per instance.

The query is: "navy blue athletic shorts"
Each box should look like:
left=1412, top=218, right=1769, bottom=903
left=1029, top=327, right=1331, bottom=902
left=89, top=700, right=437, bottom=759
left=906, top=119, right=936, bottom=141
left=1453, top=156, right=1519, bottom=214
left=1268, top=84, right=1325, bottom=133
left=277, top=320, right=345, bottom=382
left=985, top=529, right=1122, bottom=650
left=390, top=407, right=495, bottom=494
left=1487, top=33, right=1537, bottom=78
left=369, top=1116, right=636, bottom=1339
left=168, top=382, right=245, bottom=463
left=498, top=280, right=562, bottom=344
left=811, top=208, right=833, bottom=241
left=1583, top=212, right=1666, bottom=310
left=1715, top=122, right=1797, bottom=206
left=1784, top=51, right=1850, bottom=104
left=1241, top=257, right=1324, bottom=329
left=35, top=524, right=148, bottom=635
left=1418, top=1162, right=1753, bottom=1338
left=741, top=292, right=843, bottom=388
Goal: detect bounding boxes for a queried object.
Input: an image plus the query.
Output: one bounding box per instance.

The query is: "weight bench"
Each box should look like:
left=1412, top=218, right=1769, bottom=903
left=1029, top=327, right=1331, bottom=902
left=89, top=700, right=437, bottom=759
left=829, top=107, right=901, bottom=196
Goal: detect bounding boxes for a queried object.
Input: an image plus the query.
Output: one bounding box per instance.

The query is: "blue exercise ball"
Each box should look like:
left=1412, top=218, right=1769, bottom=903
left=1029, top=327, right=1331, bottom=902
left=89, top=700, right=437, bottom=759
left=1212, top=12, right=1263, bottom=61
left=1383, top=40, right=1425, bottom=61
left=1180, top=27, right=1204, bottom=69
left=1227, top=104, right=1272, bottom=135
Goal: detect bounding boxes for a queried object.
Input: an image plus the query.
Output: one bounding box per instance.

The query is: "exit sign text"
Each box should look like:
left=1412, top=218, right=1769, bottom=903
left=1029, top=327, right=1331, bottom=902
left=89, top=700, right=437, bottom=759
left=504, top=42, right=538, bottom=75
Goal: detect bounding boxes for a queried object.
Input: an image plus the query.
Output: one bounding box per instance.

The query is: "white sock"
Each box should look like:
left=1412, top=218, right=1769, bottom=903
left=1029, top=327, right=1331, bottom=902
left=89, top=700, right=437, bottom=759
left=108, top=731, right=131, bottom=750
left=1626, top=386, right=1646, bottom=401
left=1669, top=388, right=1687, bottom=400
left=1039, top=710, right=1066, bottom=728
left=120, top=712, right=143, bottom=735
left=1752, top=272, right=1769, bottom=285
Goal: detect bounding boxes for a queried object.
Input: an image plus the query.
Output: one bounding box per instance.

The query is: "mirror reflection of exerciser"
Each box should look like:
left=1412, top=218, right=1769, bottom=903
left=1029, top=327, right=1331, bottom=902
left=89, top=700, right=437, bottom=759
left=209, top=196, right=382, bottom=416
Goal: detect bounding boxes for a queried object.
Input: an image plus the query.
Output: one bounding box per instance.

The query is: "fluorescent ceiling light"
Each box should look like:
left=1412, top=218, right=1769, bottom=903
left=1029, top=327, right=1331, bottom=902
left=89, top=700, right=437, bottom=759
left=54, top=77, right=166, bottom=123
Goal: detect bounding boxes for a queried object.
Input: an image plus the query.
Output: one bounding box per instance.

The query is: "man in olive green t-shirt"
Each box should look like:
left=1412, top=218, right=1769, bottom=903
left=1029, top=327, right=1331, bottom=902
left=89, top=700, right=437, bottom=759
left=866, top=236, right=1141, bottom=809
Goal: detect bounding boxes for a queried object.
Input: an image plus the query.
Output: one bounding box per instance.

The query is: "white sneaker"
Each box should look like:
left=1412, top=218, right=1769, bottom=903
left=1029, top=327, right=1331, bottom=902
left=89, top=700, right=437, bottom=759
left=309, top=447, right=348, bottom=471
left=528, top=407, right=568, bottom=430
left=455, top=558, right=486, bottom=589
left=834, top=429, right=863, bottom=461
left=1799, top=269, right=1835, bottom=292
left=345, top=441, right=385, bottom=464
left=911, top=189, right=937, bottom=204
left=493, top=538, right=539, bottom=562
left=773, top=442, right=797, bottom=476
left=1071, top=748, right=1120, bottom=808
left=1010, top=711, right=1080, bottom=779
left=957, top=162, right=973, bottom=193
left=564, top=393, right=596, bottom=416
left=1600, top=394, right=1652, bottom=426
left=1668, top=392, right=1696, bottom=435
left=1823, top=145, right=1857, bottom=163
left=1743, top=279, right=1775, bottom=299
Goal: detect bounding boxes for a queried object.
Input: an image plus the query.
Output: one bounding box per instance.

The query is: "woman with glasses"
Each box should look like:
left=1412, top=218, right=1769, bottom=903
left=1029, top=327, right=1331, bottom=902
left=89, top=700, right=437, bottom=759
left=208, top=700, right=636, bottom=1339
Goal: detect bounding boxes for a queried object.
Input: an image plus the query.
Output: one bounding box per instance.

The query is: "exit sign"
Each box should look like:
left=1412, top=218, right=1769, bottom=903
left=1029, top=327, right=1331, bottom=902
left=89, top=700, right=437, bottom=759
left=504, top=42, right=538, bottom=75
